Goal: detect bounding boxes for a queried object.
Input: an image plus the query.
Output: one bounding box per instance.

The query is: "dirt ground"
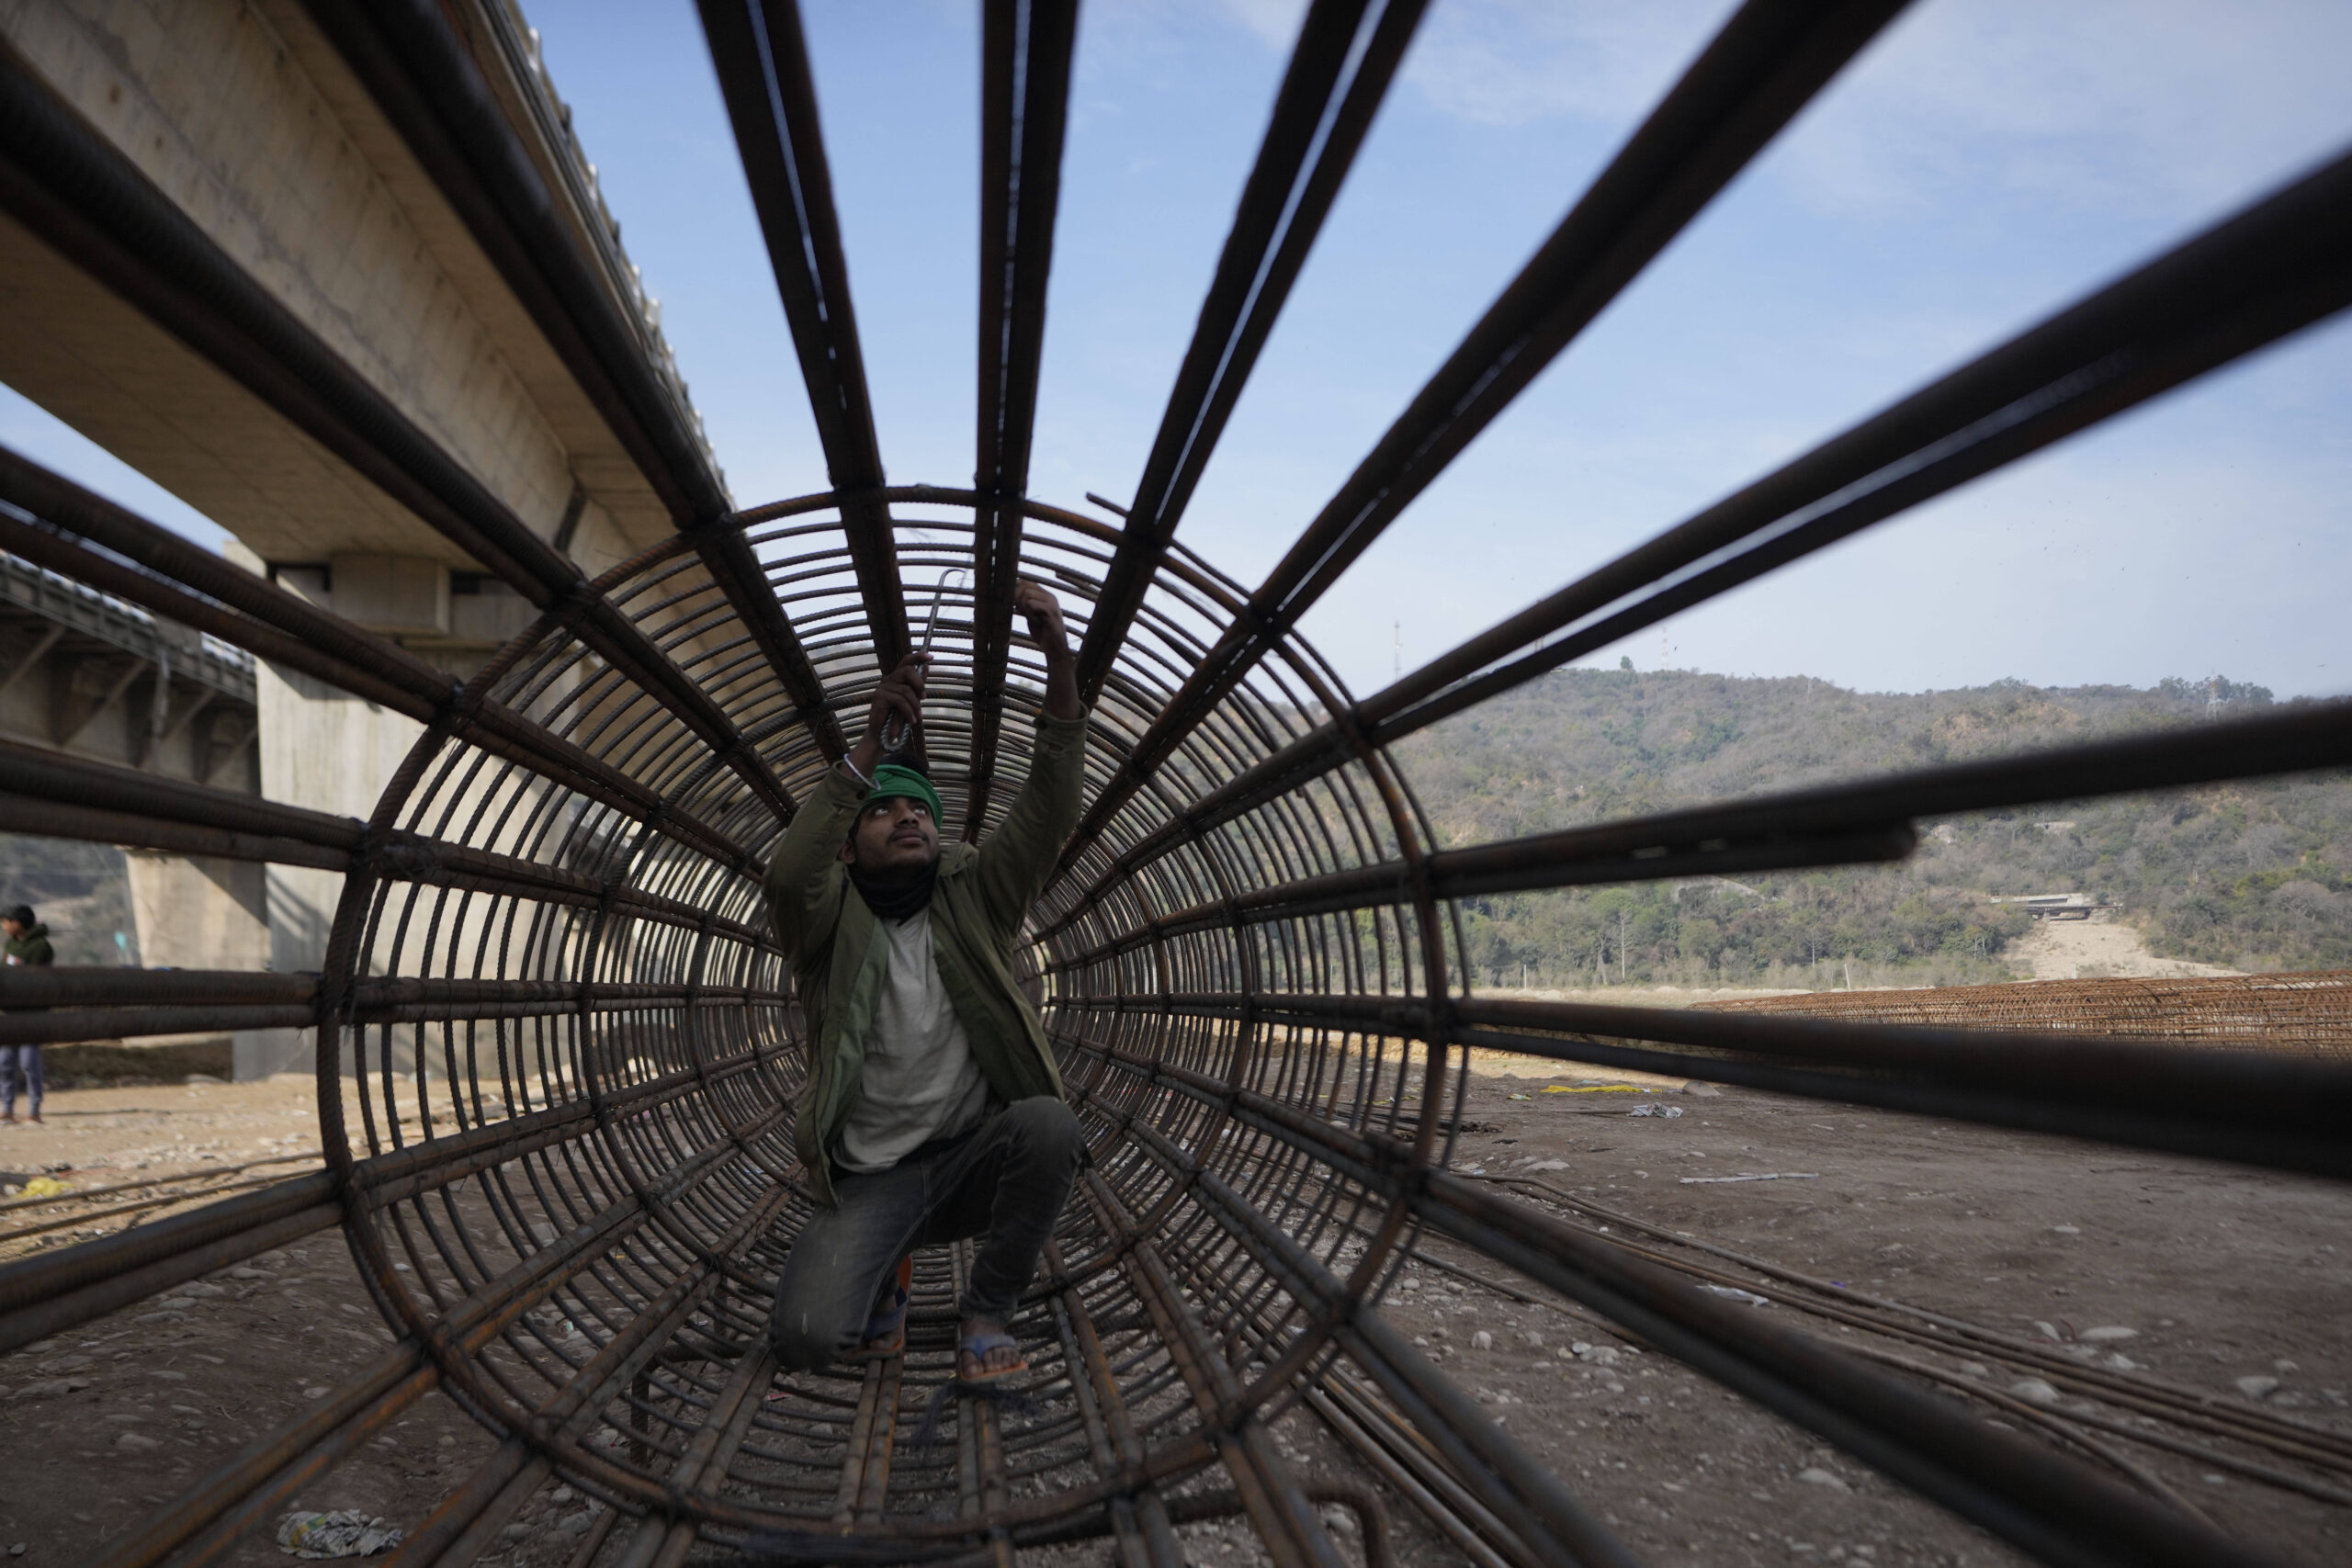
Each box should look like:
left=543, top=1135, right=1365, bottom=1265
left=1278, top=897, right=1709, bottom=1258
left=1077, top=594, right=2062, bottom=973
left=2007, top=915, right=2241, bottom=982
left=0, top=1077, right=507, bottom=1568
left=3, top=1071, right=2347, bottom=1567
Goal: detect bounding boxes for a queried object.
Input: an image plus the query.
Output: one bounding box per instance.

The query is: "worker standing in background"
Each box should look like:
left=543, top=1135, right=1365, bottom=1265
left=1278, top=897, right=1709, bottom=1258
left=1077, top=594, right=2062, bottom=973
left=2, top=902, right=54, bottom=1124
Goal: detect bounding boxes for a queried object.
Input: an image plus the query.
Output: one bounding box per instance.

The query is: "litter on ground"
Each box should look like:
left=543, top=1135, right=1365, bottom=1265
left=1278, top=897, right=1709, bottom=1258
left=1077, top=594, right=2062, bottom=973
left=1679, top=1172, right=1820, bottom=1185
left=275, top=1513, right=403, bottom=1559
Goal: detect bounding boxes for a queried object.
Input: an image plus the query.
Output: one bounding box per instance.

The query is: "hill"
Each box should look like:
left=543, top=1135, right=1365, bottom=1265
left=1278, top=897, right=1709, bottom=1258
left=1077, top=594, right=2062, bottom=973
left=1390, top=668, right=2349, bottom=987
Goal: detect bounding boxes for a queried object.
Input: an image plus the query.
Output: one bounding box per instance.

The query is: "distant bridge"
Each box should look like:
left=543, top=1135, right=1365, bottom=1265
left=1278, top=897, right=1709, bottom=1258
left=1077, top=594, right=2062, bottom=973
left=0, top=545, right=264, bottom=973
left=0, top=0, right=720, bottom=1072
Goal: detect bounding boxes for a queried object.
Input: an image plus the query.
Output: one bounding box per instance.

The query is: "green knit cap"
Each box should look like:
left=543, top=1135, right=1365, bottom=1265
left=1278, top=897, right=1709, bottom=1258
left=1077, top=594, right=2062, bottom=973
left=865, top=762, right=944, bottom=825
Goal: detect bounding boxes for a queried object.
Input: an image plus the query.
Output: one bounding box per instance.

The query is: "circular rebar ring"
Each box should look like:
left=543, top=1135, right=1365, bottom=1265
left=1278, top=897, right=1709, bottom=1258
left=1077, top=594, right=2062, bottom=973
left=322, top=490, right=1461, bottom=1551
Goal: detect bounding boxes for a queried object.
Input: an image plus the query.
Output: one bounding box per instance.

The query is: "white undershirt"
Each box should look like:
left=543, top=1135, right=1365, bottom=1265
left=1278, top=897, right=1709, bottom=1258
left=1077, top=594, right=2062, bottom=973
left=836, top=908, right=989, bottom=1173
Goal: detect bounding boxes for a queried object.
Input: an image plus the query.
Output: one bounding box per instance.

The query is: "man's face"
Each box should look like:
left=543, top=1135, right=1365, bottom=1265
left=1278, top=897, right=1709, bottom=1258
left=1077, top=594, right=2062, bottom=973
left=1, top=920, right=21, bottom=939
left=841, top=795, right=939, bottom=879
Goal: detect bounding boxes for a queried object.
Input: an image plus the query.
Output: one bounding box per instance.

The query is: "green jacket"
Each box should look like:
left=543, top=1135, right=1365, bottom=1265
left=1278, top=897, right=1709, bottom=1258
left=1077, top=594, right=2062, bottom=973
left=4, top=923, right=52, bottom=967
left=763, top=714, right=1088, bottom=1206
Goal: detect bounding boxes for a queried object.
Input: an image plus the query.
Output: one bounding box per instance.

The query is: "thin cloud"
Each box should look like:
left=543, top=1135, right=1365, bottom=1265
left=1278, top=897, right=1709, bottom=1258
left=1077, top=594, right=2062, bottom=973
left=1399, top=0, right=1735, bottom=128
left=1779, top=0, right=2352, bottom=217
left=1217, top=0, right=1306, bottom=49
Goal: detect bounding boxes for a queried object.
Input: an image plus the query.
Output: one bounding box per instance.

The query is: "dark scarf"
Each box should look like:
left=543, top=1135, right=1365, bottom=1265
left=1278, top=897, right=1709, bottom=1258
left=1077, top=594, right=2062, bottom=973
left=850, top=859, right=937, bottom=923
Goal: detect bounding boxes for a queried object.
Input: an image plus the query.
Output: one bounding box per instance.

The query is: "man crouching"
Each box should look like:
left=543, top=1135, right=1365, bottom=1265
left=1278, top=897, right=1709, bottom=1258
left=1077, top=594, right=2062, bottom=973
left=763, top=581, right=1085, bottom=1383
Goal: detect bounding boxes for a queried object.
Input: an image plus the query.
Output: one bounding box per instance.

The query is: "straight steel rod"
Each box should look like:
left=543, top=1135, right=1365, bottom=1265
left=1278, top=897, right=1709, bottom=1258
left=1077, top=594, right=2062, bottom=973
left=964, top=0, right=1080, bottom=837
left=0, top=451, right=758, bottom=866
left=0, top=734, right=768, bottom=909
left=0, top=1050, right=781, bottom=1353
left=300, top=0, right=730, bottom=525
left=1055, top=0, right=1913, bottom=875
left=304, top=0, right=842, bottom=752
left=1082, top=1041, right=2282, bottom=1566
left=1070, top=0, right=1429, bottom=703
left=1046, top=696, right=2352, bottom=950
left=1128, top=141, right=2352, bottom=853
left=0, top=40, right=795, bottom=821
left=696, top=0, right=909, bottom=665
left=1060, top=984, right=2352, bottom=1176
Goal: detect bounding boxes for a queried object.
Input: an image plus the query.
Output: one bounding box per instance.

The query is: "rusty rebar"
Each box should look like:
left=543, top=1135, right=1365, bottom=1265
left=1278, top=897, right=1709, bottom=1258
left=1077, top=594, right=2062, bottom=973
left=0, top=2, right=2342, bottom=1565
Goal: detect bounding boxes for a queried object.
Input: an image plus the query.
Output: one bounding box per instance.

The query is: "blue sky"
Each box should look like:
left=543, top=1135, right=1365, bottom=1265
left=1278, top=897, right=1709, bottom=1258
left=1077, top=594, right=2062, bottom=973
left=7, top=0, right=2349, bottom=700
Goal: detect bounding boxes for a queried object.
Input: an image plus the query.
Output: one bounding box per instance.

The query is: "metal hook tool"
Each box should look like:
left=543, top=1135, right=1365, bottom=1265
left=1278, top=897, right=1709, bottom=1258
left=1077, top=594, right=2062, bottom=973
left=879, top=569, right=967, bottom=753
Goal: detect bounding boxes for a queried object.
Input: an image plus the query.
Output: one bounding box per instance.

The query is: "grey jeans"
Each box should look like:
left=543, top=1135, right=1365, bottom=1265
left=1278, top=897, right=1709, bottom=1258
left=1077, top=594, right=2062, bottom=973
left=768, top=1096, right=1081, bottom=1371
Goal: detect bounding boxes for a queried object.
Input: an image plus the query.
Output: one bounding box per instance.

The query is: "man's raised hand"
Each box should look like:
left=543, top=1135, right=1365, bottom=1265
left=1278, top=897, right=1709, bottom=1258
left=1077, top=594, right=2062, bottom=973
left=851, top=653, right=929, bottom=773
left=1015, top=581, right=1081, bottom=720
left=1014, top=581, right=1069, bottom=660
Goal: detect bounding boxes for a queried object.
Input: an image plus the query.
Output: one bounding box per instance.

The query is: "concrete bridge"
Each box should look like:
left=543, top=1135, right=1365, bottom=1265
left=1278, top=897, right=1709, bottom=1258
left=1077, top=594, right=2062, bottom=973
left=0, top=0, right=731, bottom=1074
left=0, top=546, right=264, bottom=972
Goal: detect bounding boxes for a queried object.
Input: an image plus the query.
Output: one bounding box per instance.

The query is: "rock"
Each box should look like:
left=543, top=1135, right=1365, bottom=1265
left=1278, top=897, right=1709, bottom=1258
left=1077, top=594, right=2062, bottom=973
left=231, top=1268, right=265, bottom=1280
left=558, top=1512, right=594, bottom=1537
left=2080, top=1325, right=2137, bottom=1343
left=173, top=1282, right=228, bottom=1300
left=499, top=1524, right=532, bottom=1543
left=1796, top=1468, right=1850, bottom=1492
left=2234, top=1375, right=2280, bottom=1400
left=2274, top=1359, right=2300, bottom=1374
left=1472, top=1331, right=1493, bottom=1350
left=1958, top=1361, right=1990, bottom=1378
left=2009, top=1380, right=2061, bottom=1404
left=9, top=1542, right=24, bottom=1555
left=2106, top=1355, right=2141, bottom=1371
left=2049, top=1224, right=2081, bottom=1235
left=1397, top=1277, right=1420, bottom=1292
left=550, top=1487, right=573, bottom=1504
left=1526, top=1159, right=1569, bottom=1172
left=2032, top=1322, right=2063, bottom=1342
left=304, top=1386, right=333, bottom=1399
left=115, top=1432, right=161, bottom=1452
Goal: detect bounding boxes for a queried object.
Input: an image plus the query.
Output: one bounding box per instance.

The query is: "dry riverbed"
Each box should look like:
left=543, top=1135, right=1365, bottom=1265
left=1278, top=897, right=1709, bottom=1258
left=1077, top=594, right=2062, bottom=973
left=2, top=1073, right=2346, bottom=1567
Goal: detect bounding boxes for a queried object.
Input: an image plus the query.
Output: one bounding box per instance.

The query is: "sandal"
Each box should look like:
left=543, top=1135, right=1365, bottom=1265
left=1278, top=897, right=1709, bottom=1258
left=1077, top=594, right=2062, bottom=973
left=956, top=1325, right=1028, bottom=1385
left=848, top=1255, right=912, bottom=1360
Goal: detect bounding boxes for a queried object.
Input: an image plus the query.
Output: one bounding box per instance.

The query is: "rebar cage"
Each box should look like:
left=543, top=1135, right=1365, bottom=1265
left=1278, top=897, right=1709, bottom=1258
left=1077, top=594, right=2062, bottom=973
left=0, top=2, right=2349, bottom=1566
